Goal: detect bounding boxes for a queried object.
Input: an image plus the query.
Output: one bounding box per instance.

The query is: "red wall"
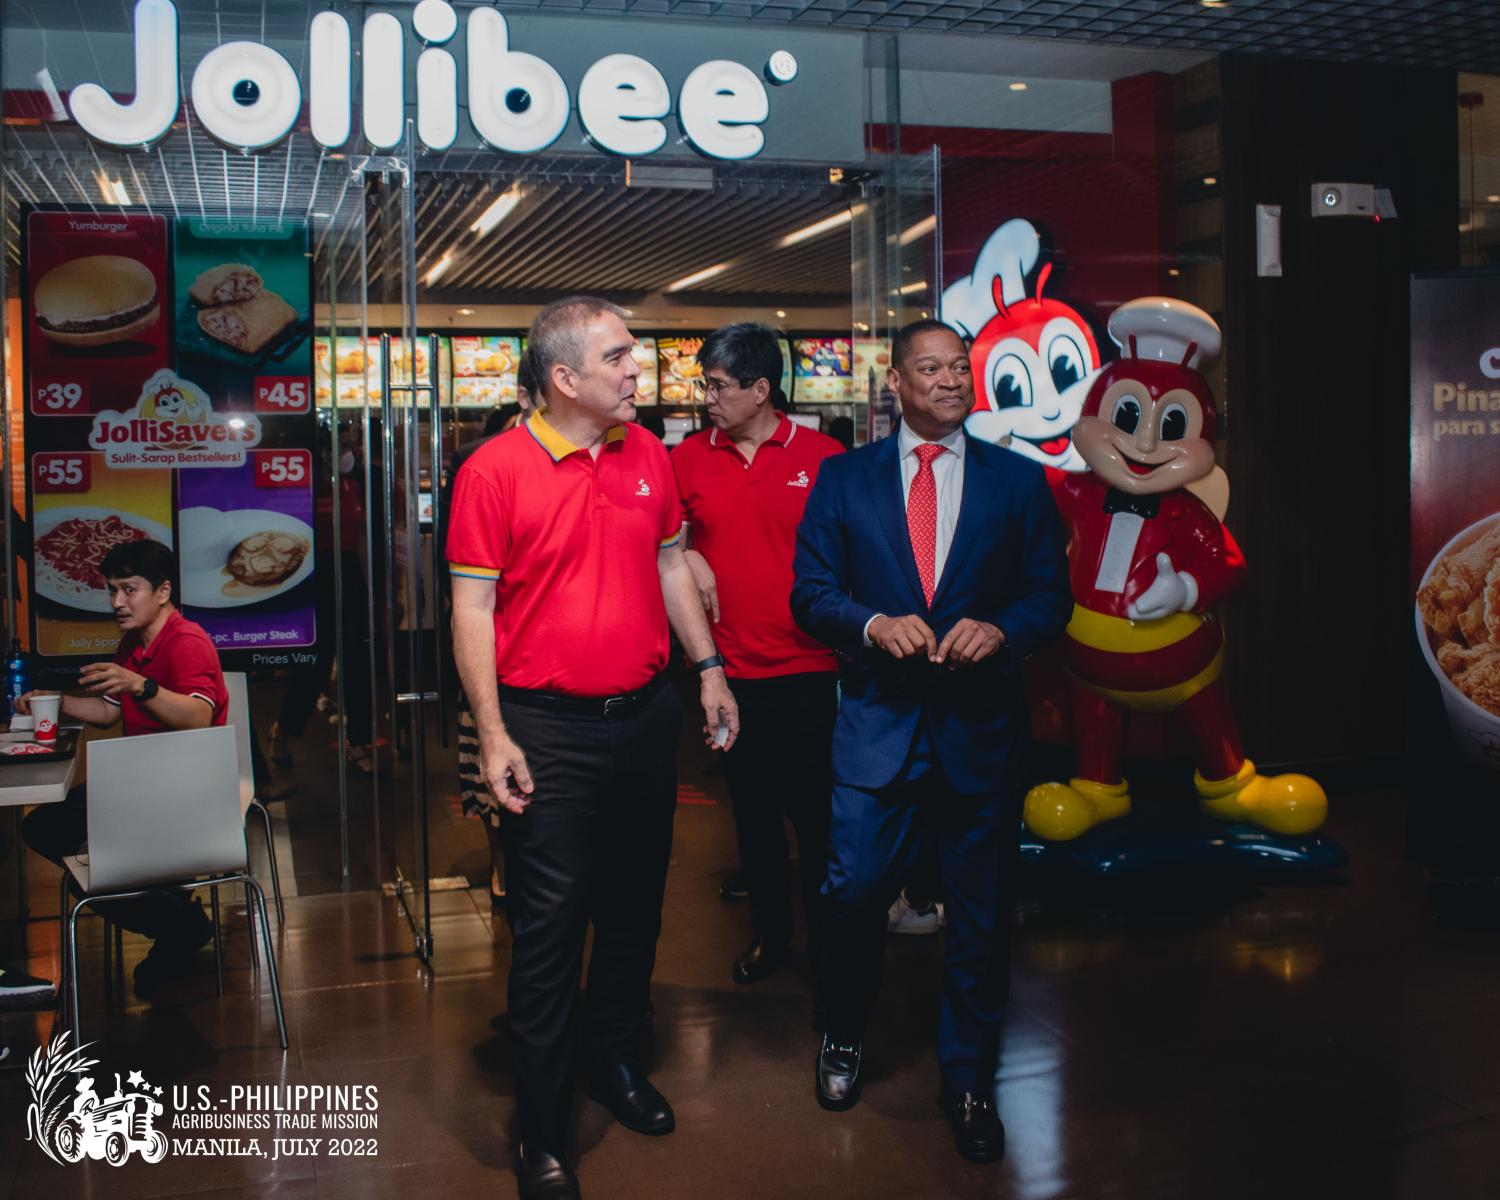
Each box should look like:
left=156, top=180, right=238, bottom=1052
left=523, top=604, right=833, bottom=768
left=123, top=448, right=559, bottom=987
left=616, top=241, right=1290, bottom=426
left=883, top=72, right=1175, bottom=320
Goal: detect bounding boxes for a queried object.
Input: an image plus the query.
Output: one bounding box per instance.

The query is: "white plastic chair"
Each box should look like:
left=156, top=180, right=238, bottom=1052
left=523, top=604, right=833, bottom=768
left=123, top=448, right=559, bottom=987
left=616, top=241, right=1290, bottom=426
left=224, top=672, right=285, bottom=929
left=57, top=725, right=287, bottom=1050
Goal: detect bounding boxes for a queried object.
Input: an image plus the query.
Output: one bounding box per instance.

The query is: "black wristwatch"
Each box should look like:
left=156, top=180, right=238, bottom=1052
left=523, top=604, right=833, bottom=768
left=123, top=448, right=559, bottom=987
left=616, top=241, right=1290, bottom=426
left=693, top=654, right=726, bottom=674
left=138, top=676, right=160, bottom=702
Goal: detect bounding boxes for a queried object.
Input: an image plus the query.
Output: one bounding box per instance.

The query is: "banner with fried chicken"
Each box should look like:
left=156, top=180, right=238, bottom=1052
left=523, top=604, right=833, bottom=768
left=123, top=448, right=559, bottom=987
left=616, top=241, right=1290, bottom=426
left=1411, top=272, right=1500, bottom=768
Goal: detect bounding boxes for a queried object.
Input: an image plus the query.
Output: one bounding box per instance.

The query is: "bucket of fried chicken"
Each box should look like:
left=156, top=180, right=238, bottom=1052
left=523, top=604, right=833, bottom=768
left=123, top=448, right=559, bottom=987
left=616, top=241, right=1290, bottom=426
left=1416, top=512, right=1500, bottom=767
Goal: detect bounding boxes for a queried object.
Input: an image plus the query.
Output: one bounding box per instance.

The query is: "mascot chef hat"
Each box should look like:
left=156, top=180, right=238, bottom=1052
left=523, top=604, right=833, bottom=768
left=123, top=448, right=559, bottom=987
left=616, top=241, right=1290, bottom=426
left=1082, top=296, right=1224, bottom=442
left=1108, top=296, right=1222, bottom=371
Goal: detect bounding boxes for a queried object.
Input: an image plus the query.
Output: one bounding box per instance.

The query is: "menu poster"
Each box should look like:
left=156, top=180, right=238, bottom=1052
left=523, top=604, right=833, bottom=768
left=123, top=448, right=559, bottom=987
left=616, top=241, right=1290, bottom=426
left=1411, top=272, right=1500, bottom=769
left=633, top=338, right=659, bottom=405
left=657, top=337, right=703, bottom=406
left=31, top=457, right=173, bottom=656
left=320, top=335, right=452, bottom=407
left=178, top=455, right=316, bottom=650
left=794, top=337, right=855, bottom=404
left=20, top=208, right=318, bottom=675
left=452, top=335, right=519, bottom=407
left=25, top=210, right=171, bottom=420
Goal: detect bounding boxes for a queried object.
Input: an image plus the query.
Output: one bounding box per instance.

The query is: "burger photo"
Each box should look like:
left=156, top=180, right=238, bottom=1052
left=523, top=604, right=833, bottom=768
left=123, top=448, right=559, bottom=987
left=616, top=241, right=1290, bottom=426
left=33, top=254, right=160, bottom=348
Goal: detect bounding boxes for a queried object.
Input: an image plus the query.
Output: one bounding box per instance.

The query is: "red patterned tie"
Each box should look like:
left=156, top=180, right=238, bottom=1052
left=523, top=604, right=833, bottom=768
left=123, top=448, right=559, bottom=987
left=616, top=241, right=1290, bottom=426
left=907, top=443, right=946, bottom=606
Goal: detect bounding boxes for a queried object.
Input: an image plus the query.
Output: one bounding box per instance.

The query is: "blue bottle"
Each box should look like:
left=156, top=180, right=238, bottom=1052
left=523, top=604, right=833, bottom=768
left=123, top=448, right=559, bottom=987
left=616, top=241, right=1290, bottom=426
left=4, top=639, right=28, bottom=724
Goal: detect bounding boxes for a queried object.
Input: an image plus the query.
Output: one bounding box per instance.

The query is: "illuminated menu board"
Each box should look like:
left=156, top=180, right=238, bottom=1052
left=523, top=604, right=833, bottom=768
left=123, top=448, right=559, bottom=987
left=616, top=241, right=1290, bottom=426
left=657, top=337, right=703, bottom=406
left=452, top=335, right=520, bottom=407
left=316, top=335, right=453, bottom=407
left=633, top=338, right=659, bottom=405
left=793, top=337, right=854, bottom=404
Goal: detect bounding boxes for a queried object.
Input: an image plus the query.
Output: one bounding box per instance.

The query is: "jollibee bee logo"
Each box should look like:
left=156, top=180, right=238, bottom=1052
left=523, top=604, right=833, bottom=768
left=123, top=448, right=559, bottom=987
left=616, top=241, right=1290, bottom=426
left=88, top=369, right=261, bottom=467
left=941, top=218, right=1105, bottom=473
left=26, top=1035, right=169, bottom=1166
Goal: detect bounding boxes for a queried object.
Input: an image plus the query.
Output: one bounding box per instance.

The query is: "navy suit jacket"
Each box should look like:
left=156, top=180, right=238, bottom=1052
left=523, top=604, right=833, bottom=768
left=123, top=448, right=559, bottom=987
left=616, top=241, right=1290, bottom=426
left=791, top=429, right=1071, bottom=794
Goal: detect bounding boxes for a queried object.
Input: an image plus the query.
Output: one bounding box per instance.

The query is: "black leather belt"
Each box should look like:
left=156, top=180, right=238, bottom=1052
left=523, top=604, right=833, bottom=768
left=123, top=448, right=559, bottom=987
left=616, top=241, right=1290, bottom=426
left=497, top=672, right=668, bottom=719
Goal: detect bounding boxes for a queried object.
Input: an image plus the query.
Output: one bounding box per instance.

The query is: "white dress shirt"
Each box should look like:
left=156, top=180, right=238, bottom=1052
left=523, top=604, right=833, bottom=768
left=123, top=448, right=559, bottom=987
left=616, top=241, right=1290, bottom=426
left=864, top=423, right=967, bottom=641
left=897, top=421, right=966, bottom=585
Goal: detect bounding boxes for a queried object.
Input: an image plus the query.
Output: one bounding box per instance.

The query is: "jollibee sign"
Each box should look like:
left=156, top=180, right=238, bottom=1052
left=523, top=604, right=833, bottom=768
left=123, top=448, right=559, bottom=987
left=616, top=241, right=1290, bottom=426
left=69, top=0, right=800, bottom=160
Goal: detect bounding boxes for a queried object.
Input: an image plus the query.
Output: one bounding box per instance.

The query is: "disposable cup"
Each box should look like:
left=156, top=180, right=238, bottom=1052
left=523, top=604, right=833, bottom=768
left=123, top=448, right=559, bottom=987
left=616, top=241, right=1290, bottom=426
left=30, top=692, right=61, bottom=746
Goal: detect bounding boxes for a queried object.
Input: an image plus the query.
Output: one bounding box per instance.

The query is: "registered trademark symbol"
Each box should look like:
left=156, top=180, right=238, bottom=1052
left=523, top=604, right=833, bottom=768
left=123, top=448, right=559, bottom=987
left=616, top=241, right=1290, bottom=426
left=766, top=51, right=798, bottom=85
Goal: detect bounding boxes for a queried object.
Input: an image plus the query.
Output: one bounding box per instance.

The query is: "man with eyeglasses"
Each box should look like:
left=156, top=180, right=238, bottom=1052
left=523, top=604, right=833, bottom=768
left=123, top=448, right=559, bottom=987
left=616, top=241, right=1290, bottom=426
left=672, top=324, right=845, bottom=989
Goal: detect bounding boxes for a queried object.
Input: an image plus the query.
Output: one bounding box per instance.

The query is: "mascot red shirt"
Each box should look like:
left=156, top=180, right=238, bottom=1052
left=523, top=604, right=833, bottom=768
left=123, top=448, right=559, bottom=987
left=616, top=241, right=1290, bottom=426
left=1024, top=297, right=1327, bottom=841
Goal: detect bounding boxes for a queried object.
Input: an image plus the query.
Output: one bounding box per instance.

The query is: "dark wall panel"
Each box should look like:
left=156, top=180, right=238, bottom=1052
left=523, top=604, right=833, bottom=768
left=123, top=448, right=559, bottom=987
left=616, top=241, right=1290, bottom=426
left=1219, top=55, right=1458, bottom=766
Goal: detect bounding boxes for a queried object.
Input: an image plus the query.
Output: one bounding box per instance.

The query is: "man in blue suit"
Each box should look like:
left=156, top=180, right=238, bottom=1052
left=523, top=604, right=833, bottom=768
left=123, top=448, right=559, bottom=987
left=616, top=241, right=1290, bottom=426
left=791, top=319, right=1071, bottom=1163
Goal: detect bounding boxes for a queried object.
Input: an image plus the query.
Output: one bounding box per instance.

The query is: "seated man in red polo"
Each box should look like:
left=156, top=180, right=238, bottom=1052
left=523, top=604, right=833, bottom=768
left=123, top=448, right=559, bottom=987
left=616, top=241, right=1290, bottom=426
left=19, top=538, right=229, bottom=998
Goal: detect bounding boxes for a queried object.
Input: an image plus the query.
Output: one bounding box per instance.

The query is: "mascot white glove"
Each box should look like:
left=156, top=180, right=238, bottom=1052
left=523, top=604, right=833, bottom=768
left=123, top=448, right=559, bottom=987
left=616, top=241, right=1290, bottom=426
left=1127, top=552, right=1199, bottom=621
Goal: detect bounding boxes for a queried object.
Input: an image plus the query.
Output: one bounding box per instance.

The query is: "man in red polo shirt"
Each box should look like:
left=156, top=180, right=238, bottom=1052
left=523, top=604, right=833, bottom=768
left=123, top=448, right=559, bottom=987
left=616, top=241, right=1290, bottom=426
left=672, top=324, right=844, bottom=988
left=448, top=296, right=738, bottom=1200
left=20, top=538, right=228, bottom=998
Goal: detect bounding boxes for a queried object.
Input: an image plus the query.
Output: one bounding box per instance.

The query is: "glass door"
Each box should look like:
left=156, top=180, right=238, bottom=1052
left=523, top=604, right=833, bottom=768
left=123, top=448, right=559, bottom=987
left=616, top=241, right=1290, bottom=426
left=315, top=126, right=436, bottom=959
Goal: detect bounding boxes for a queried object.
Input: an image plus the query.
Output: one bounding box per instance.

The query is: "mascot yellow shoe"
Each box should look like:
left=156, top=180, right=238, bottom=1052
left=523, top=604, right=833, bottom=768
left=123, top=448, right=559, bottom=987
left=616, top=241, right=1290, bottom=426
left=1195, top=759, right=1327, bottom=835
left=1023, top=778, right=1132, bottom=842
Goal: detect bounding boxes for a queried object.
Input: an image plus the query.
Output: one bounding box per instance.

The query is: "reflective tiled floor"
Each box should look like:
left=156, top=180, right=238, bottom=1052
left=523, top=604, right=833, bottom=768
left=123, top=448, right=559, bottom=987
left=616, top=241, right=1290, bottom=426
left=3, top=779, right=1499, bottom=1198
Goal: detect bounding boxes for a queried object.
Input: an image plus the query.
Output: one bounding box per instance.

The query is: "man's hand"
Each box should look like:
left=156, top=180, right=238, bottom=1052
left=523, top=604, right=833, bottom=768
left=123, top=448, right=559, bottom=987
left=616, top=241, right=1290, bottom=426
left=868, top=614, right=938, bottom=660
left=700, top=669, right=740, bottom=752
left=684, top=549, right=720, bottom=624
left=480, top=733, right=535, bottom=815
left=78, top=662, right=146, bottom=698
left=11, top=691, right=34, bottom=715
left=935, top=618, right=1005, bottom=667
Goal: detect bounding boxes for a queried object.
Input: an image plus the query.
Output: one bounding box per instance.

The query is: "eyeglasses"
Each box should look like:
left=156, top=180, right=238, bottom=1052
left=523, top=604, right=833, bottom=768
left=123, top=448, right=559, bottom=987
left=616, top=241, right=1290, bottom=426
left=692, top=376, right=755, bottom=401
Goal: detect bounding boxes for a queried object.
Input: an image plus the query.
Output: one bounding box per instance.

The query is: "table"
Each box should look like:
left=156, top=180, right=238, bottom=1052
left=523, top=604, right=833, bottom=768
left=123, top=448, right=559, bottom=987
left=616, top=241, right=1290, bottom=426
left=0, top=730, right=81, bottom=926
left=0, top=735, right=81, bottom=809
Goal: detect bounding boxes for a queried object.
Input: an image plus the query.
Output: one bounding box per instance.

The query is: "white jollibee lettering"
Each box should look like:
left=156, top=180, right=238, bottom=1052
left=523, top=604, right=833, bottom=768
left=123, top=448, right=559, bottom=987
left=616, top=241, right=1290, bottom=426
left=1481, top=348, right=1500, bottom=380
left=466, top=8, right=571, bottom=155
left=308, top=12, right=351, bottom=149
left=414, top=0, right=460, bottom=152
left=362, top=12, right=406, bottom=150
left=678, top=60, right=770, bottom=161
left=190, top=41, right=301, bottom=152
left=579, top=54, right=671, bottom=157
left=68, top=0, right=798, bottom=160
left=67, top=0, right=179, bottom=148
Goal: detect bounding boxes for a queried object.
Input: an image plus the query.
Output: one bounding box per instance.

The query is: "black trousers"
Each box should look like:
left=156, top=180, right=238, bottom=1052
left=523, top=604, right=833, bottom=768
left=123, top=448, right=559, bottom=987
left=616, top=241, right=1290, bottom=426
left=497, top=682, right=680, bottom=1153
left=723, top=672, right=837, bottom=959
left=819, top=724, right=1021, bottom=1092
left=21, top=785, right=199, bottom=940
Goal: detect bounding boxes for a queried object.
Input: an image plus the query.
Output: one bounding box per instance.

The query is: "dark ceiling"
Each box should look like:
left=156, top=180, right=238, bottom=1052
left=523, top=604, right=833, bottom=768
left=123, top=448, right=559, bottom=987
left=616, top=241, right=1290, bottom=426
left=501, top=0, right=1500, bottom=72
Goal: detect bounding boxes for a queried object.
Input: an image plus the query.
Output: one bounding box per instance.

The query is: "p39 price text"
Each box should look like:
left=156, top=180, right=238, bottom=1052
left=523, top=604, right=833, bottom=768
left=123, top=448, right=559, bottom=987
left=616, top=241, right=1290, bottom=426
left=33, top=379, right=86, bottom=414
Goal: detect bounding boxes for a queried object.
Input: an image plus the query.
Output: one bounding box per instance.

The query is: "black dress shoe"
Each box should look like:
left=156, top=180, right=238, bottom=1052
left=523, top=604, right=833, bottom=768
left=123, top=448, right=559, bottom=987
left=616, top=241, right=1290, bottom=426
left=815, top=1034, right=862, bottom=1111
left=731, top=938, right=787, bottom=985
left=719, top=871, right=749, bottom=901
left=588, top=1062, right=675, bottom=1135
left=939, top=1089, right=1005, bottom=1163
left=518, top=1146, right=580, bottom=1200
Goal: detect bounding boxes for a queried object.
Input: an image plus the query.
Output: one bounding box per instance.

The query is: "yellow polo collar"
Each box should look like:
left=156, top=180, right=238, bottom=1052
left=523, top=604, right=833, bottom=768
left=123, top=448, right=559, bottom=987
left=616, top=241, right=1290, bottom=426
left=526, top=410, right=628, bottom=462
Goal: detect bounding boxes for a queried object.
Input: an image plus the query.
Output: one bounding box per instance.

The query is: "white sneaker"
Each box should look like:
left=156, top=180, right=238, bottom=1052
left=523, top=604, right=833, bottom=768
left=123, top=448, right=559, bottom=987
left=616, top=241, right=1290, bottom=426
left=886, top=893, right=943, bottom=935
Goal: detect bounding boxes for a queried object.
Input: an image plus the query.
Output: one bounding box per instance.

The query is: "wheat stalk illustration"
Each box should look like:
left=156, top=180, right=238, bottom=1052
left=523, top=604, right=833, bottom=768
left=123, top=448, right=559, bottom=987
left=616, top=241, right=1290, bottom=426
left=25, top=1033, right=98, bottom=1166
